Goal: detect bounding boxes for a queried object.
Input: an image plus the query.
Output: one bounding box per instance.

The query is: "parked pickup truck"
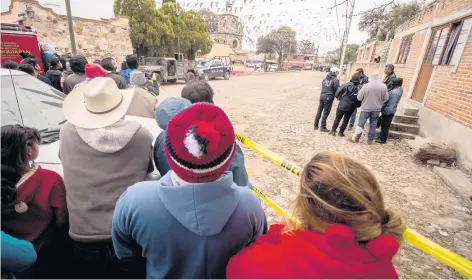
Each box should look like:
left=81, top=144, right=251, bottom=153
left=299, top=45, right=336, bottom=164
left=196, top=56, right=232, bottom=81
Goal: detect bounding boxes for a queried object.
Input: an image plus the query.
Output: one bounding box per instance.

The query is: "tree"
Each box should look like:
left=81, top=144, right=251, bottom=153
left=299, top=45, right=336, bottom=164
left=160, top=3, right=213, bottom=59
left=114, top=0, right=173, bottom=56
left=298, top=39, right=316, bottom=54
left=256, top=26, right=297, bottom=66
left=199, top=9, right=218, bottom=33
left=358, top=1, right=422, bottom=41
left=326, top=43, right=359, bottom=65
left=114, top=0, right=212, bottom=58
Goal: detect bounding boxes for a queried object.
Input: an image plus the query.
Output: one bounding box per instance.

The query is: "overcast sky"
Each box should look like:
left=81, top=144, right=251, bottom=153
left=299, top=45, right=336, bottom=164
left=2, top=0, right=428, bottom=54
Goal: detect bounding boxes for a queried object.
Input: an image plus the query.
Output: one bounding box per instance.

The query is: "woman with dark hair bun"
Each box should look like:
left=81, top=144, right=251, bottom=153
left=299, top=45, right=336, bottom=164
left=1, top=125, right=68, bottom=278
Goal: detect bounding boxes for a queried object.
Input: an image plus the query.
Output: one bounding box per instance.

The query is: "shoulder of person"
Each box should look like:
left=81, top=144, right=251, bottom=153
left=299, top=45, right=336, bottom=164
left=59, top=121, right=75, bottom=136
left=117, top=181, right=164, bottom=214
left=232, top=183, right=264, bottom=211
left=130, top=125, right=153, bottom=144
left=36, top=166, right=63, bottom=182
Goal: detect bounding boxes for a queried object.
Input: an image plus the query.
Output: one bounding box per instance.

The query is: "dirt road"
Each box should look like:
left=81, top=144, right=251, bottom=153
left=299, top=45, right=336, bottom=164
left=161, top=71, right=472, bottom=279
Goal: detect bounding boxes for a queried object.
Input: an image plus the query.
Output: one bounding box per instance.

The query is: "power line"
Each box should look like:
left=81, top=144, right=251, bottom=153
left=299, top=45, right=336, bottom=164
left=335, top=0, right=341, bottom=40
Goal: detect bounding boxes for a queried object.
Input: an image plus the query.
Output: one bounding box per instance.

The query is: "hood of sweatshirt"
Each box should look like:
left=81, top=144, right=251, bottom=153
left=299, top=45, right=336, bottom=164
left=326, top=72, right=338, bottom=80
left=371, top=72, right=381, bottom=82
left=76, top=120, right=142, bottom=153
left=156, top=172, right=239, bottom=236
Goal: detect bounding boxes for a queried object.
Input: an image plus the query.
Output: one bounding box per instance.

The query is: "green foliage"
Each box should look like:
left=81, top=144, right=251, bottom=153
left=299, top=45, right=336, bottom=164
left=298, top=39, right=316, bottom=54
left=325, top=43, right=359, bottom=65
left=256, top=26, right=297, bottom=64
left=358, top=1, right=422, bottom=41
left=114, top=0, right=212, bottom=58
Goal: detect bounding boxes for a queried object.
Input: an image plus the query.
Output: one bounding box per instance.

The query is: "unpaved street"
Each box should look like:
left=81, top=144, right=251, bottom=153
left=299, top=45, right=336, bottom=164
left=161, top=71, right=472, bottom=279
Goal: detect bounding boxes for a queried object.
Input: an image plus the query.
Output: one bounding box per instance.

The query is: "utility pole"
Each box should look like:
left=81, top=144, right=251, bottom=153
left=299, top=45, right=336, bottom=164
left=338, top=0, right=355, bottom=75
left=65, top=0, right=77, bottom=55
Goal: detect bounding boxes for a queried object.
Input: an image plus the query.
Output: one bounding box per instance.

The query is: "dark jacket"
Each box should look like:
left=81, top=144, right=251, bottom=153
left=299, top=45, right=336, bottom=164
left=46, top=69, right=63, bottom=92
left=107, top=72, right=128, bottom=89
left=335, top=80, right=361, bottom=112
left=37, top=75, right=51, bottom=85
left=320, top=72, right=340, bottom=97
left=359, top=74, right=369, bottom=86
left=383, top=72, right=397, bottom=91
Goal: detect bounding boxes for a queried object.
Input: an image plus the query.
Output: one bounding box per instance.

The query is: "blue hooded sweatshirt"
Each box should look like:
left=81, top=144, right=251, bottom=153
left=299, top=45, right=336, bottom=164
left=1, top=231, right=37, bottom=277
left=153, top=98, right=251, bottom=187
left=112, top=172, right=267, bottom=279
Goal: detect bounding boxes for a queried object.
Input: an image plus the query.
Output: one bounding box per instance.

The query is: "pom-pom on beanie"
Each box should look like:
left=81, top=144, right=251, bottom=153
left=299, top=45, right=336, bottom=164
left=165, top=103, right=236, bottom=183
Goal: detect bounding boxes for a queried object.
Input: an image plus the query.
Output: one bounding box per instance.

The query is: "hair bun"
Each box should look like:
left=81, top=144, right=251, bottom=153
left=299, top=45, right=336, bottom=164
left=381, top=209, right=406, bottom=243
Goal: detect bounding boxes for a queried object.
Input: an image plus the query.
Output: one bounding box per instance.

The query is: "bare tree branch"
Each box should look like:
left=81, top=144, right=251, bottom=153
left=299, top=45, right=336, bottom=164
left=328, top=0, right=347, bottom=10
left=353, top=0, right=395, bottom=17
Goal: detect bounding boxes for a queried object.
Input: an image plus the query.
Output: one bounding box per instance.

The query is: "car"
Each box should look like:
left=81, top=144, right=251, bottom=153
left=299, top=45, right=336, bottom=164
left=304, top=62, right=314, bottom=70
left=139, top=54, right=197, bottom=84
left=269, top=64, right=279, bottom=71
left=289, top=65, right=302, bottom=71
left=1, top=69, right=162, bottom=178
left=196, top=56, right=233, bottom=81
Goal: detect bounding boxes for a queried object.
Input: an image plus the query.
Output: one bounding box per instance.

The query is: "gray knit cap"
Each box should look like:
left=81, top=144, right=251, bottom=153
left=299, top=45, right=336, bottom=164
left=130, top=70, right=147, bottom=86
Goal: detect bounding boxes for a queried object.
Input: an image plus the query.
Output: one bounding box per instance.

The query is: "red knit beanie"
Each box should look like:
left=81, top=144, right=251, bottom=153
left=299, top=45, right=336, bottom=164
left=165, top=103, right=236, bottom=183
left=85, top=64, right=108, bottom=79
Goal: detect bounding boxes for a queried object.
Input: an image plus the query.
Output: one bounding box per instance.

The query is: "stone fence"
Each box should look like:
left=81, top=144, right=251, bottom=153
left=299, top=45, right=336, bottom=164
left=1, top=0, right=134, bottom=64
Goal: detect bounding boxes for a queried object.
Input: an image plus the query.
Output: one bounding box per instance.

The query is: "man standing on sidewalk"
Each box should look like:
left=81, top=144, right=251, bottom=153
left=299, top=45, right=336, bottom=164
left=314, top=67, right=340, bottom=132
left=352, top=73, right=389, bottom=144
left=383, top=64, right=397, bottom=91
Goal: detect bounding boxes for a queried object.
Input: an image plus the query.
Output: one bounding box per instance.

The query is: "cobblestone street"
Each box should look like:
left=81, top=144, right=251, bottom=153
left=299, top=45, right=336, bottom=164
left=162, top=71, right=472, bottom=279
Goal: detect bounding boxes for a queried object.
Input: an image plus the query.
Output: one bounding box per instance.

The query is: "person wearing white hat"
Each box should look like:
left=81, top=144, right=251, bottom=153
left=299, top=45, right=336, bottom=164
left=128, top=70, right=157, bottom=119
left=59, top=77, right=153, bottom=278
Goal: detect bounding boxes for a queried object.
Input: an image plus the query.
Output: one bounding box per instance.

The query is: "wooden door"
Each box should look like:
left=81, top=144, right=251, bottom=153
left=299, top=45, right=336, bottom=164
left=411, top=26, right=450, bottom=102
left=411, top=64, right=434, bottom=102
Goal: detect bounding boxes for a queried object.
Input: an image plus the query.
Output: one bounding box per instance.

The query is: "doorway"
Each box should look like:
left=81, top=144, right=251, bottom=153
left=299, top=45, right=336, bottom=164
left=411, top=21, right=463, bottom=102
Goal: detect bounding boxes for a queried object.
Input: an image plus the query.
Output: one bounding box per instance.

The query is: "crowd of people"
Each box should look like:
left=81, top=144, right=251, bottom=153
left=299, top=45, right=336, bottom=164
left=2, top=45, right=406, bottom=279
left=314, top=64, right=403, bottom=144
left=1, top=43, right=158, bottom=98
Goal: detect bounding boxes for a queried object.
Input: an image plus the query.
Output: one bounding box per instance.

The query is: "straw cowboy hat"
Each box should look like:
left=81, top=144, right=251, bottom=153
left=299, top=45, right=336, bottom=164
left=63, top=77, right=135, bottom=129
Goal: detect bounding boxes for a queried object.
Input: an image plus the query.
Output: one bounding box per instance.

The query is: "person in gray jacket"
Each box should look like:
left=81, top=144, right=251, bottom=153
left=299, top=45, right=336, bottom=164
left=154, top=97, right=251, bottom=188
left=376, top=78, right=403, bottom=144
left=353, top=72, right=389, bottom=144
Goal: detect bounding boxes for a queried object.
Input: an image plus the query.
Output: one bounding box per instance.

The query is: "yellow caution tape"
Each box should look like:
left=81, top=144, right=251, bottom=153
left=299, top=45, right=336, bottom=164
left=235, top=133, right=302, bottom=176
left=237, top=132, right=472, bottom=278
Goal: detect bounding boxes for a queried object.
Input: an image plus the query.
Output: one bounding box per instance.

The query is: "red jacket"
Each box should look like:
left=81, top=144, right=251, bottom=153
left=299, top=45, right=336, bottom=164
left=227, top=223, right=400, bottom=279
left=2, top=166, right=68, bottom=252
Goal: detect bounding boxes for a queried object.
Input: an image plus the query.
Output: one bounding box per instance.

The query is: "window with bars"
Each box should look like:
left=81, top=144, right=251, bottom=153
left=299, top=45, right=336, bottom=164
left=425, top=17, right=472, bottom=66
left=395, top=35, right=413, bottom=64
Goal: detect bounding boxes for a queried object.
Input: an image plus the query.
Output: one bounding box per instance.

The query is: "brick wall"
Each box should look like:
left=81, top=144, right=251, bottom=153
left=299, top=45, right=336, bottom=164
left=396, top=0, right=471, bottom=33
left=390, top=0, right=472, bottom=129
left=424, top=33, right=472, bottom=128
left=387, top=29, right=428, bottom=94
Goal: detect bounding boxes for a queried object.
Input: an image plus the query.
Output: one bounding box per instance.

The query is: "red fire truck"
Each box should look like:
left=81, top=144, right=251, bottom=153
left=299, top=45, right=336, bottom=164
left=1, top=23, right=44, bottom=74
